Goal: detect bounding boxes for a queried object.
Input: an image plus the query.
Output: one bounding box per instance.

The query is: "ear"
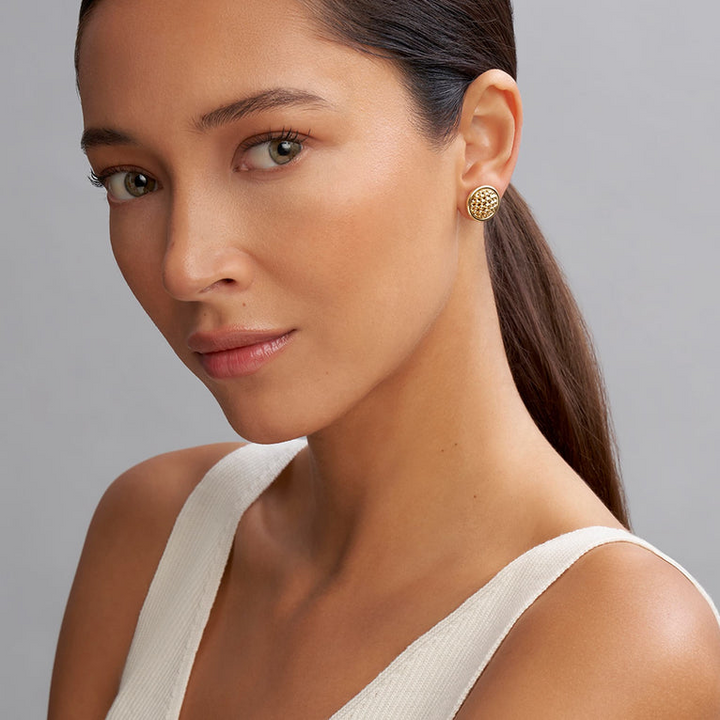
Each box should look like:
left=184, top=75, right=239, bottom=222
left=455, top=69, right=523, bottom=217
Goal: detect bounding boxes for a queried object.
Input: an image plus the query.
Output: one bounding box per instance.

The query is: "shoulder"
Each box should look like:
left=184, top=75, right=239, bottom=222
left=89, top=442, right=246, bottom=539
left=48, top=442, right=246, bottom=720
left=65, top=442, right=247, bottom=598
left=457, top=537, right=720, bottom=719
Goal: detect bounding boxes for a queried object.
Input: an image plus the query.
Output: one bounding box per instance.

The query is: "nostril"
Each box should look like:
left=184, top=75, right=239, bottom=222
left=163, top=245, right=254, bottom=300
left=201, top=277, right=236, bottom=293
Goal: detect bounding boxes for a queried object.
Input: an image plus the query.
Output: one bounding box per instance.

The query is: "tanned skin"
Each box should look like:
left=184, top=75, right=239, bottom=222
left=50, top=0, right=720, bottom=717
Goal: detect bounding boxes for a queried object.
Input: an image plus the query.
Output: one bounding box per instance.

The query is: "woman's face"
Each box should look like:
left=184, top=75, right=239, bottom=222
left=78, top=0, right=465, bottom=442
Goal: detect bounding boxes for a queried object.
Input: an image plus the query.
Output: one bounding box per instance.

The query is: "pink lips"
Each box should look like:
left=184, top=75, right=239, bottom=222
left=188, top=328, right=295, bottom=379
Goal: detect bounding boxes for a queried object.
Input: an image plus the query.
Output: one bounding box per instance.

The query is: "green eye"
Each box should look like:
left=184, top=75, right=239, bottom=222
left=124, top=172, right=156, bottom=197
left=268, top=138, right=302, bottom=165
left=242, top=134, right=305, bottom=171
left=106, top=171, right=158, bottom=202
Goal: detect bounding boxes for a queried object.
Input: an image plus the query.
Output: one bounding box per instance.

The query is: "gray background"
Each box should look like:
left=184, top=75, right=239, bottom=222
left=2, top=1, right=718, bottom=716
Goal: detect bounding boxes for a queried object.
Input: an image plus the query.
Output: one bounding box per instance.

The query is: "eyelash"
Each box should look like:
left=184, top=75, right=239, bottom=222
left=237, top=127, right=306, bottom=153
left=87, top=127, right=309, bottom=189
left=88, top=169, right=113, bottom=188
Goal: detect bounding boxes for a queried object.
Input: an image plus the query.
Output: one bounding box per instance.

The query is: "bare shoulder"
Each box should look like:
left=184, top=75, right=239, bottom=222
left=458, top=539, right=720, bottom=719
left=48, top=442, right=245, bottom=720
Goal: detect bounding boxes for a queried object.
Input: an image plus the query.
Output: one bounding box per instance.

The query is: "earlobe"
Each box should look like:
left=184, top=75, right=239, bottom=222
left=456, top=69, right=523, bottom=217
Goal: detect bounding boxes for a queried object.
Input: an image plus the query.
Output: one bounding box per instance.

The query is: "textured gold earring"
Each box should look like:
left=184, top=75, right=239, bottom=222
left=466, top=186, right=500, bottom=222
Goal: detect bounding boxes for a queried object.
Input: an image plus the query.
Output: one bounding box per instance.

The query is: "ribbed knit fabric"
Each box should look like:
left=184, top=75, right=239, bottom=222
left=106, top=439, right=307, bottom=720
left=106, top=440, right=720, bottom=720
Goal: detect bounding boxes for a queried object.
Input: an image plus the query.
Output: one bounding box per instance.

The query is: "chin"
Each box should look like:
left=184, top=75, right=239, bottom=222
left=204, top=359, right=377, bottom=445
left=216, top=393, right=336, bottom=446
left=227, top=420, right=307, bottom=446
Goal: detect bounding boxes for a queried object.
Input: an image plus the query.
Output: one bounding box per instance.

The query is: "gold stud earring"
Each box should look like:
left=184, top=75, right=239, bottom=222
left=466, top=185, right=500, bottom=222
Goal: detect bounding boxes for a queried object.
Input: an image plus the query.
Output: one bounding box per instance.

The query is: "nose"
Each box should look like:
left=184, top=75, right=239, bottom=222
left=162, top=191, right=254, bottom=301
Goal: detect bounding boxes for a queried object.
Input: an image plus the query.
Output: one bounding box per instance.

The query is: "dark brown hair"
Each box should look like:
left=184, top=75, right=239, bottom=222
left=75, top=0, right=629, bottom=526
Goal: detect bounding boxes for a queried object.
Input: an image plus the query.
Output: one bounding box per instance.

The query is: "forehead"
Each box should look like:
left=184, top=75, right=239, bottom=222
left=80, top=0, right=312, bottom=80
left=78, top=0, right=401, bottom=128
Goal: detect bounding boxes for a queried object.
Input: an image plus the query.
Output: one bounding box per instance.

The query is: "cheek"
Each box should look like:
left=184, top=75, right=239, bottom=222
left=253, top=142, right=460, bottom=370
left=109, top=207, right=173, bottom=333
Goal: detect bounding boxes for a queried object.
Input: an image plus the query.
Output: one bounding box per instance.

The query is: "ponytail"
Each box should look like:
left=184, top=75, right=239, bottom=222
left=487, top=185, right=629, bottom=525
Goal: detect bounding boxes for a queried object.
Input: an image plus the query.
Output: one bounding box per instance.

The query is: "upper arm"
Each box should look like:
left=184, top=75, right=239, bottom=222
left=456, top=542, right=720, bottom=719
left=48, top=442, right=244, bottom=720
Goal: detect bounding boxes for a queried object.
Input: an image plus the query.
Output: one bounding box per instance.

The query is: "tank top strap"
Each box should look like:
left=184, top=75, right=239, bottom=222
left=331, top=526, right=720, bottom=719
left=106, top=438, right=307, bottom=720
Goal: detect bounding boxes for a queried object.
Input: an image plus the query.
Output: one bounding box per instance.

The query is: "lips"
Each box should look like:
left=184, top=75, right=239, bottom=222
left=188, top=328, right=295, bottom=379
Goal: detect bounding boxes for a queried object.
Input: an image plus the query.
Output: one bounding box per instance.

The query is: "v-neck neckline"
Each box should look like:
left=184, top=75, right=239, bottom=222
left=214, top=442, right=629, bottom=718
left=111, top=440, right=640, bottom=720
left=327, top=524, right=631, bottom=717
left=108, top=441, right=718, bottom=720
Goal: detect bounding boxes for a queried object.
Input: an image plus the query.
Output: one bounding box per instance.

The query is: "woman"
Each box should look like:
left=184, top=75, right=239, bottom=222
left=50, top=0, right=720, bottom=717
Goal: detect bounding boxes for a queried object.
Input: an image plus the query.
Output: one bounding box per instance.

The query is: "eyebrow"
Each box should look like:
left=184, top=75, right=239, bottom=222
left=81, top=127, right=137, bottom=152
left=81, top=87, right=333, bottom=152
left=196, top=87, right=332, bottom=131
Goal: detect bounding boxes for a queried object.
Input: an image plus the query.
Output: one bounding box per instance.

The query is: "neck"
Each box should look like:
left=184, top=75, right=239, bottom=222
left=266, top=238, right=576, bottom=588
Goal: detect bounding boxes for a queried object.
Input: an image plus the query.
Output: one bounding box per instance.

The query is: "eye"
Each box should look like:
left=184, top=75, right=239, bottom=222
left=240, top=135, right=304, bottom=171
left=102, top=170, right=159, bottom=202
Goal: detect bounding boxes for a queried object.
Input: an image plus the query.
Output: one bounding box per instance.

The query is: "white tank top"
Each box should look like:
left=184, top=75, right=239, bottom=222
left=106, top=440, right=720, bottom=719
